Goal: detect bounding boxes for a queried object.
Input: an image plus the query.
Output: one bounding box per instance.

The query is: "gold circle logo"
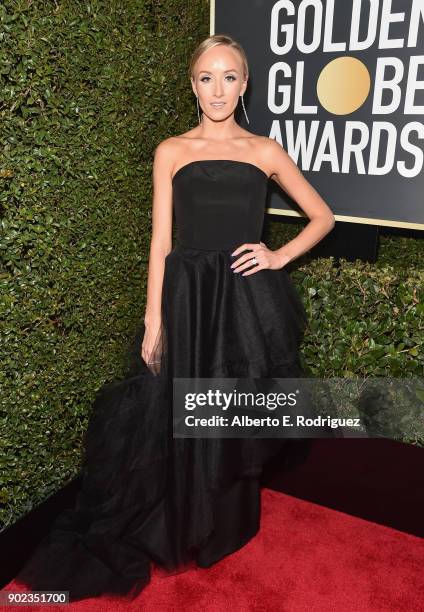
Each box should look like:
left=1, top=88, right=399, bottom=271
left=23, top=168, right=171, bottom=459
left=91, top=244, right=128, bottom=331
left=317, top=56, right=371, bottom=115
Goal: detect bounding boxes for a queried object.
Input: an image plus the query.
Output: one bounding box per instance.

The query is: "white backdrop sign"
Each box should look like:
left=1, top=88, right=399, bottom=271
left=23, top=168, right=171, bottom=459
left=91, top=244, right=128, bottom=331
left=212, top=0, right=424, bottom=229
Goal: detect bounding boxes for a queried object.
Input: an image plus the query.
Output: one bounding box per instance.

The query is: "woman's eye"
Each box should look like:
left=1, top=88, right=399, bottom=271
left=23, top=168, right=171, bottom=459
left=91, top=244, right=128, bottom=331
left=200, top=75, right=236, bottom=83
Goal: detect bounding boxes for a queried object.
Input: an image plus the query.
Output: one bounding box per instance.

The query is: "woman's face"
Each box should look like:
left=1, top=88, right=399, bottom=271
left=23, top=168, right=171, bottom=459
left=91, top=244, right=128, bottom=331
left=191, top=45, right=247, bottom=123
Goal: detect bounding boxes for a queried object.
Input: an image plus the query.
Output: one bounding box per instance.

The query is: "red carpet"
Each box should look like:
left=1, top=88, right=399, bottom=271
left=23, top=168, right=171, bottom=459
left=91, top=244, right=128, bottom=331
left=6, top=488, right=424, bottom=611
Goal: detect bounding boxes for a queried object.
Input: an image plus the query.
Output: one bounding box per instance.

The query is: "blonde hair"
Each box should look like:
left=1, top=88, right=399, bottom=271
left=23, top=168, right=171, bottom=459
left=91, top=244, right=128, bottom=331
left=188, top=34, right=249, bottom=80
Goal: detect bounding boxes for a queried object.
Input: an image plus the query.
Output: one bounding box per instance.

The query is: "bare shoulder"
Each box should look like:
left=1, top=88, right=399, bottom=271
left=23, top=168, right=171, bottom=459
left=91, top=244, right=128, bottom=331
left=154, top=133, right=198, bottom=169
left=256, top=137, right=299, bottom=181
left=255, top=136, right=283, bottom=161
left=154, top=136, right=180, bottom=161
left=153, top=136, right=185, bottom=181
left=251, top=136, right=280, bottom=175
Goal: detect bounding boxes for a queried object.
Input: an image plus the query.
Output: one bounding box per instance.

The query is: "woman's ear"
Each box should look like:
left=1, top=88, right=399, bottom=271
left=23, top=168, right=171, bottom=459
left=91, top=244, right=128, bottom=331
left=190, top=76, right=197, bottom=98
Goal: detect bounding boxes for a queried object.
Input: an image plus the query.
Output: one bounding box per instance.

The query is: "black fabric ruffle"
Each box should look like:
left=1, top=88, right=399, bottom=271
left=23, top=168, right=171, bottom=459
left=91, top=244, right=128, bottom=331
left=15, top=246, right=312, bottom=602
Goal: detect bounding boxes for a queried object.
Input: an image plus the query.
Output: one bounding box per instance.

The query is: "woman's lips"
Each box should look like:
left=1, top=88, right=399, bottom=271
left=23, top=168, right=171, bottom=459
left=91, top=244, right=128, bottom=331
left=211, top=102, right=225, bottom=107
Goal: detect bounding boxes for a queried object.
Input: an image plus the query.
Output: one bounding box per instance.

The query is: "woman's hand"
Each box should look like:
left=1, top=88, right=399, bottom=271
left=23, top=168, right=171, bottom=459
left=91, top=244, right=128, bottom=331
left=230, top=242, right=291, bottom=276
left=141, top=319, right=163, bottom=375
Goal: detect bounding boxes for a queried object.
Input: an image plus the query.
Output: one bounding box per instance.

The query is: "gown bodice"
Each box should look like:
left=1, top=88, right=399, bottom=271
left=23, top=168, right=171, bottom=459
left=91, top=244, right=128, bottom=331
left=172, top=159, right=269, bottom=250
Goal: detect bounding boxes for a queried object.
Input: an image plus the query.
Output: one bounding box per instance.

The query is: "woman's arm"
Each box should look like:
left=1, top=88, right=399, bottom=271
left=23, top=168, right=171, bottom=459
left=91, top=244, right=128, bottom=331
left=264, top=138, right=336, bottom=267
left=143, top=140, right=174, bottom=327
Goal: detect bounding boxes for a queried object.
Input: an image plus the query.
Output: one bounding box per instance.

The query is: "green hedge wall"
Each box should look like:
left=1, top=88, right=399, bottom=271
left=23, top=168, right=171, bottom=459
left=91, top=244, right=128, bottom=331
left=1, top=0, right=423, bottom=530
left=266, top=220, right=423, bottom=381
left=0, top=0, right=209, bottom=530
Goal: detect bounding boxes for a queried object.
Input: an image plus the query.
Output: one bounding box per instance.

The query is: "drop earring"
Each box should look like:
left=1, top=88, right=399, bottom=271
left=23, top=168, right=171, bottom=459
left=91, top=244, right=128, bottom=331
left=196, top=96, right=202, bottom=124
left=240, top=94, right=250, bottom=125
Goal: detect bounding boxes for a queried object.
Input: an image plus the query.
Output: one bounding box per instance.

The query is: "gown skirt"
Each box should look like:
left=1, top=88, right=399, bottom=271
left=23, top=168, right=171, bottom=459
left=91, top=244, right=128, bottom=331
left=15, top=160, right=311, bottom=602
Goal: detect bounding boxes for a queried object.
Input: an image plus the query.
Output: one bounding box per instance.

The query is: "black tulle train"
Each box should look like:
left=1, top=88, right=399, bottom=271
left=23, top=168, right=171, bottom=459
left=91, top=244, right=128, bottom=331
left=15, top=246, right=311, bottom=602
left=16, top=160, right=314, bottom=602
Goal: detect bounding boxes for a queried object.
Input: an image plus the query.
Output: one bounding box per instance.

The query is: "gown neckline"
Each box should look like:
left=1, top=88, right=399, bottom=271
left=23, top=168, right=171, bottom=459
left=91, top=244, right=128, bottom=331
left=172, top=159, right=269, bottom=184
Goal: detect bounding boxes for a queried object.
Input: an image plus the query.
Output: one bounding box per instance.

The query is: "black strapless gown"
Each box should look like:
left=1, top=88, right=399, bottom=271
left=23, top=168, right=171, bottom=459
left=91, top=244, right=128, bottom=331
left=15, top=160, right=309, bottom=602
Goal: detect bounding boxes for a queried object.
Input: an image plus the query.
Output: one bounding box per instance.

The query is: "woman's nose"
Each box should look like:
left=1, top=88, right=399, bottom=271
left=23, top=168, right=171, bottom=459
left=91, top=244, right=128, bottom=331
left=213, top=80, right=224, bottom=96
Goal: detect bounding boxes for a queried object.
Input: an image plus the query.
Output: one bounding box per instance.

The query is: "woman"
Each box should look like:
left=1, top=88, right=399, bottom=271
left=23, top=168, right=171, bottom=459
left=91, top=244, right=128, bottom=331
left=15, top=34, right=335, bottom=602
